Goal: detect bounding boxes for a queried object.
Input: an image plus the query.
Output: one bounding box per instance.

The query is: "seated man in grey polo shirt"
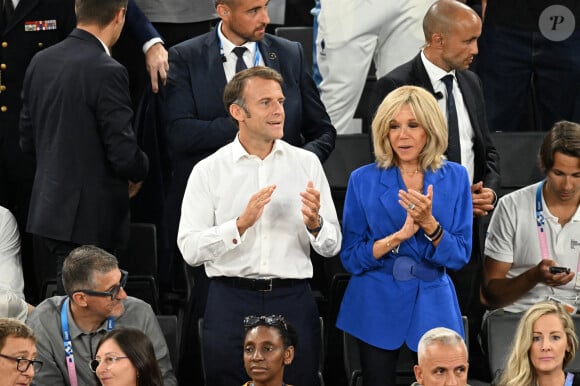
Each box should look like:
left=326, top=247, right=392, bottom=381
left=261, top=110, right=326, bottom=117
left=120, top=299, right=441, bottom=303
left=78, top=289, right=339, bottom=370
left=26, top=245, right=176, bottom=386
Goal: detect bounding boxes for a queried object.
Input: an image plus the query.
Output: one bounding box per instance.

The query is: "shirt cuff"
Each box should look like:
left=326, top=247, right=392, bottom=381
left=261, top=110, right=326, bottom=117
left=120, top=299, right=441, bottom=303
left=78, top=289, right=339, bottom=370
left=220, top=217, right=244, bottom=249
left=142, top=37, right=164, bottom=54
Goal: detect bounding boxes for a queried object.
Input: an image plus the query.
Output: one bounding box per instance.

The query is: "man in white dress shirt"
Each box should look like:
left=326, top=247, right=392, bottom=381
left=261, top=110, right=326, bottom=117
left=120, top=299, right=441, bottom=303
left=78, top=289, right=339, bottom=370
left=177, top=66, right=341, bottom=386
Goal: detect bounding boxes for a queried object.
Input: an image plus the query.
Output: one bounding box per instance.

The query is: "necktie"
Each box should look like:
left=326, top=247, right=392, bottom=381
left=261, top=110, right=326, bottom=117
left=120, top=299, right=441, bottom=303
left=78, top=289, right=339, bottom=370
left=233, top=46, right=248, bottom=73
left=441, top=74, right=461, bottom=163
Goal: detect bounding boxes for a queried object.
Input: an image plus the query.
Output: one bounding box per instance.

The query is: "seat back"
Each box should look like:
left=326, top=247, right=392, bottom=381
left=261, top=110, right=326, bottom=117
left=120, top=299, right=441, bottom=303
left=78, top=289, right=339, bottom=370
left=490, top=132, right=545, bottom=197
left=156, top=314, right=180, bottom=374
left=118, top=222, right=158, bottom=276
left=322, top=134, right=373, bottom=219
left=274, top=26, right=314, bottom=69
left=125, top=275, right=159, bottom=314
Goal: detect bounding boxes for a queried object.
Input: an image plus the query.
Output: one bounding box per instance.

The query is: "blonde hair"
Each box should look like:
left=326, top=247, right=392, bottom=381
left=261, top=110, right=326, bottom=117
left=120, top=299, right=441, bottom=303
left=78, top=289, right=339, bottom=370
left=498, top=301, right=578, bottom=386
left=372, top=85, right=447, bottom=170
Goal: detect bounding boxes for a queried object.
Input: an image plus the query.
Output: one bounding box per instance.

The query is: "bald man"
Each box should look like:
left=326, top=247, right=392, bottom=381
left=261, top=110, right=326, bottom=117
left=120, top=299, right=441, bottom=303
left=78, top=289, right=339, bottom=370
left=413, top=327, right=469, bottom=386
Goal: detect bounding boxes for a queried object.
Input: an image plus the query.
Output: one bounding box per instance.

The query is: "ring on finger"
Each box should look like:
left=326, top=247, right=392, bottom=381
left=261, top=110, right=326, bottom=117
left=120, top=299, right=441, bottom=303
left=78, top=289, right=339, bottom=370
left=408, top=203, right=416, bottom=210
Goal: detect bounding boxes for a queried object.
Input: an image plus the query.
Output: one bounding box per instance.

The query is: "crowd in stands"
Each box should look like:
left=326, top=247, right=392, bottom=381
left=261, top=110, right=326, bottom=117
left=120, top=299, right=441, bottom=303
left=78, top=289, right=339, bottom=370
left=1, top=0, right=580, bottom=385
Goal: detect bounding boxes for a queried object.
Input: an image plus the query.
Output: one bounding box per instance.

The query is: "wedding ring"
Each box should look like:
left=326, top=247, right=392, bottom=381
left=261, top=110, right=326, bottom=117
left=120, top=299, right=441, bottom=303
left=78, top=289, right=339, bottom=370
left=408, top=203, right=416, bottom=210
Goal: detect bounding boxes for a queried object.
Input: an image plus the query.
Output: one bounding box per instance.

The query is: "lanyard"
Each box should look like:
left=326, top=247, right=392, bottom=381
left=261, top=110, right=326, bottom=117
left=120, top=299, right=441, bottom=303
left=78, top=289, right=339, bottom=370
left=217, top=26, right=262, bottom=68
left=61, top=298, right=114, bottom=386
left=536, top=180, right=551, bottom=261
left=565, top=372, right=575, bottom=386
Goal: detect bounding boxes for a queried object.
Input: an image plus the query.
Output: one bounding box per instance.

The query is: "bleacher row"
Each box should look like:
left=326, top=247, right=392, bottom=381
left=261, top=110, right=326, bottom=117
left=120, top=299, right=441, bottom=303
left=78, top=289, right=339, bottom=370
left=31, top=130, right=546, bottom=385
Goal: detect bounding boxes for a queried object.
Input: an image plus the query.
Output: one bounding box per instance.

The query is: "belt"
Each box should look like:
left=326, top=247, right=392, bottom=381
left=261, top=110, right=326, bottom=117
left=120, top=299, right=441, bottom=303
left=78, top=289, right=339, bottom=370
left=392, top=256, right=444, bottom=282
left=213, top=277, right=305, bottom=292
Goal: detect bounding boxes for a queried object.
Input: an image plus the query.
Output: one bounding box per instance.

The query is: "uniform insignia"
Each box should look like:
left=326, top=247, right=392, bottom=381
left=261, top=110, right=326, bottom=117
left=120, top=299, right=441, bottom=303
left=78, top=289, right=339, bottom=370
left=24, top=20, right=57, bottom=32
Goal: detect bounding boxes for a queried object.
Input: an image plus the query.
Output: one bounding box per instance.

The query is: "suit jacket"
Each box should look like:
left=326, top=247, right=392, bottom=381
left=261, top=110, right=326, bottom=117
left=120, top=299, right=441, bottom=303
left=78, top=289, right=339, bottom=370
left=164, top=30, right=336, bottom=203
left=0, top=0, right=159, bottom=224
left=19, top=29, right=149, bottom=249
left=336, top=162, right=473, bottom=350
left=371, top=53, right=500, bottom=259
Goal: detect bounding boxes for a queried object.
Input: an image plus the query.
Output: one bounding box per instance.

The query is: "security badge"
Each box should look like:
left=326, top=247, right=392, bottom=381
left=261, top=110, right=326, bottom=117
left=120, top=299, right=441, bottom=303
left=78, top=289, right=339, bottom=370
left=24, top=20, right=57, bottom=32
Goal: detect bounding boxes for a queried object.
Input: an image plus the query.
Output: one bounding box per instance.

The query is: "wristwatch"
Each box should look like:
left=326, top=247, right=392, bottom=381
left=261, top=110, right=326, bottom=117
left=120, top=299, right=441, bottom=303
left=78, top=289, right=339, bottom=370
left=307, top=215, right=323, bottom=234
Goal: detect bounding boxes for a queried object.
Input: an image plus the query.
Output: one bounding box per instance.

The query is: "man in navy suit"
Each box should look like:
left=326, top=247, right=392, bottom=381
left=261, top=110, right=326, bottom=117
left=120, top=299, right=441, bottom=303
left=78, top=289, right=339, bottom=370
left=19, top=0, right=149, bottom=295
left=370, top=0, right=500, bottom=364
left=163, top=0, right=336, bottom=322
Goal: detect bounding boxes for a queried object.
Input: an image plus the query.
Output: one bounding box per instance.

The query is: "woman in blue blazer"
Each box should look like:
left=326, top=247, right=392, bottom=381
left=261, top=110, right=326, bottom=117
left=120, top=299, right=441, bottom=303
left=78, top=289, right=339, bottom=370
left=336, top=86, right=473, bottom=386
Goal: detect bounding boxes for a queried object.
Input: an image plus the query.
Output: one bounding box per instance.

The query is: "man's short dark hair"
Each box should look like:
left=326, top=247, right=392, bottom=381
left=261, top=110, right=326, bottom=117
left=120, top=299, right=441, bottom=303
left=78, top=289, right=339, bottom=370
left=538, top=120, right=580, bottom=173
left=223, top=66, right=284, bottom=123
left=62, top=245, right=119, bottom=296
left=75, top=0, right=128, bottom=28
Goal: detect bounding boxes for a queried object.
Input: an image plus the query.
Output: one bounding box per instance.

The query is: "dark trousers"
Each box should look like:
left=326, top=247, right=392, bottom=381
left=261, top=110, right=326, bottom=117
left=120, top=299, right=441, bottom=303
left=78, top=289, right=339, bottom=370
left=357, top=339, right=413, bottom=386
left=477, top=23, right=580, bottom=132
left=203, top=279, right=320, bottom=386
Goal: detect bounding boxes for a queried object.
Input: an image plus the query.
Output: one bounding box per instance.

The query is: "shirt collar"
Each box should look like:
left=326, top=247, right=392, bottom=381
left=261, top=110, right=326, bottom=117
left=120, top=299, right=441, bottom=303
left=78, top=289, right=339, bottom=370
left=231, top=135, right=284, bottom=163
left=65, top=298, right=109, bottom=339
left=421, top=50, right=456, bottom=85
left=217, top=21, right=258, bottom=58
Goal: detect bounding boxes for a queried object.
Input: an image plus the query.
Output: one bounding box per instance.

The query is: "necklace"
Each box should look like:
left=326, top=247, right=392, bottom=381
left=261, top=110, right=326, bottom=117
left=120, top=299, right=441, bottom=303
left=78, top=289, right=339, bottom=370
left=399, top=167, right=422, bottom=175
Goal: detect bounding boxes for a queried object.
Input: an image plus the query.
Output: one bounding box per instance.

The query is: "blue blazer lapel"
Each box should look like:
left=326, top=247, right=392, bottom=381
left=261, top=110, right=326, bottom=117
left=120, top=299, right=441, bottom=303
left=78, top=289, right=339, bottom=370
left=377, top=168, right=409, bottom=239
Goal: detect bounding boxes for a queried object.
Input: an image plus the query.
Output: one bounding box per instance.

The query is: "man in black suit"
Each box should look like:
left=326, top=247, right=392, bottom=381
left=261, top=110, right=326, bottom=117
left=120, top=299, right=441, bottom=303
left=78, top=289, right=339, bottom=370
left=19, top=0, right=149, bottom=294
left=0, top=0, right=165, bottom=302
left=371, top=0, right=500, bottom=360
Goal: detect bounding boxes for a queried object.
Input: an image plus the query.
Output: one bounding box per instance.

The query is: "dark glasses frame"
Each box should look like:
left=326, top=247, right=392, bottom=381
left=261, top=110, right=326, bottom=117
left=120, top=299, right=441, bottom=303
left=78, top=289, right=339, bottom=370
left=73, top=269, right=128, bottom=300
left=0, top=353, right=43, bottom=373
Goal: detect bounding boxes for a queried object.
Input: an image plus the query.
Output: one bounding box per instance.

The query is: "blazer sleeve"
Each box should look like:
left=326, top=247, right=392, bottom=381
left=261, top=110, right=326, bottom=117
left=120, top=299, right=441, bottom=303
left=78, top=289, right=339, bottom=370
left=125, top=0, right=161, bottom=47
left=426, top=166, right=473, bottom=270
left=340, top=169, right=388, bottom=275
left=96, top=64, right=149, bottom=181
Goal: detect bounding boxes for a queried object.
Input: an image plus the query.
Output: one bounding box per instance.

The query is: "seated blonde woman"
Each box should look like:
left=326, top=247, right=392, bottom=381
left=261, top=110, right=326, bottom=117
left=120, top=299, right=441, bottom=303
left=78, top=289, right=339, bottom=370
left=497, top=301, right=580, bottom=386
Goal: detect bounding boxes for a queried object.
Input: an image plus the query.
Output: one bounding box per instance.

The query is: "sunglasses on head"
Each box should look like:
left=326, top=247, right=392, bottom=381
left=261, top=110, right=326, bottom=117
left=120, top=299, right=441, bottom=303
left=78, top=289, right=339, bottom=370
left=243, top=314, right=287, bottom=330
left=73, top=269, right=128, bottom=300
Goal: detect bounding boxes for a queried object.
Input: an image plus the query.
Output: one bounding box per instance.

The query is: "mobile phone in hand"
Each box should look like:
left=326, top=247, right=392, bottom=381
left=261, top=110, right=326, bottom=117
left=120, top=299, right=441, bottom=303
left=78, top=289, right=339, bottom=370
left=549, top=266, right=571, bottom=274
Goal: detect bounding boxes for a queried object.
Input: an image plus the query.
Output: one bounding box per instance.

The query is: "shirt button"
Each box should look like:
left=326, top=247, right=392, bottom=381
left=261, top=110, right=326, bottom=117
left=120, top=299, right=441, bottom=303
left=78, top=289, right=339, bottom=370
left=0, top=85, right=5, bottom=91
left=232, top=239, right=238, bottom=245
left=0, top=106, right=7, bottom=113
left=1, top=42, right=7, bottom=48
left=0, top=64, right=6, bottom=70
left=38, top=42, right=44, bottom=48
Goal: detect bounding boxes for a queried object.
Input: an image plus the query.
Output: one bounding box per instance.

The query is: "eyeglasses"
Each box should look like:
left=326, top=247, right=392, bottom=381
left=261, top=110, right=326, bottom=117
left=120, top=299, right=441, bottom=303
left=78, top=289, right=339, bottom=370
left=73, top=270, right=128, bottom=300
left=243, top=315, right=287, bottom=330
left=88, top=356, right=129, bottom=372
left=0, top=353, right=43, bottom=373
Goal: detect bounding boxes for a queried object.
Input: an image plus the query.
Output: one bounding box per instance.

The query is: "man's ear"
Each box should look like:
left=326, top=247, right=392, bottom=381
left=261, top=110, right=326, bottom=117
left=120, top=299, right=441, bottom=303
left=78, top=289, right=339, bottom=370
left=230, top=103, right=245, bottom=123
left=283, top=346, right=295, bottom=365
left=71, top=292, right=89, bottom=307
left=217, top=4, right=230, bottom=18
left=413, top=364, right=423, bottom=385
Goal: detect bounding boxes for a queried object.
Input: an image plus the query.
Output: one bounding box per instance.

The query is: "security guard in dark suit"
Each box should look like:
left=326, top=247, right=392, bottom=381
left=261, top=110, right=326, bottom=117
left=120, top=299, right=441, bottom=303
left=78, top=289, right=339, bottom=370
left=0, top=0, right=77, bottom=301
left=1, top=0, right=163, bottom=302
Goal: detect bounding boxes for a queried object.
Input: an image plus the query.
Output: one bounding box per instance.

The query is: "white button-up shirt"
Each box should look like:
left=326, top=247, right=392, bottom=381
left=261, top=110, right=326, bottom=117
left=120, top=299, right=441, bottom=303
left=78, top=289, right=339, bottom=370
left=178, top=137, right=342, bottom=279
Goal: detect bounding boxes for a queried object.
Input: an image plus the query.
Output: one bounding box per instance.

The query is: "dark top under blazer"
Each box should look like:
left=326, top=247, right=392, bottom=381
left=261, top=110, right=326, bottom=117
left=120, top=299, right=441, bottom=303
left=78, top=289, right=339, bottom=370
left=19, top=28, right=149, bottom=249
left=371, top=53, right=500, bottom=258
left=164, top=30, right=336, bottom=193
